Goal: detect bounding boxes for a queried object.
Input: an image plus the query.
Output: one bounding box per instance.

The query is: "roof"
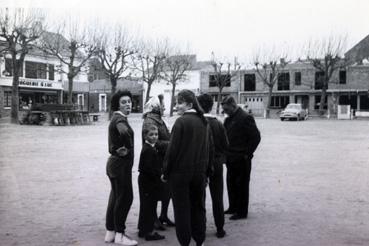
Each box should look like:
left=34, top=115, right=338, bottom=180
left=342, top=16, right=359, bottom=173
left=345, top=34, right=369, bottom=65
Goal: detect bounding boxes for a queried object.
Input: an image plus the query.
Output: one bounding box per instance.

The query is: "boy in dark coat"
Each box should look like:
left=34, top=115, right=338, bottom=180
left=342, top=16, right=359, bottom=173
left=197, top=93, right=229, bottom=238
left=137, top=124, right=165, bottom=241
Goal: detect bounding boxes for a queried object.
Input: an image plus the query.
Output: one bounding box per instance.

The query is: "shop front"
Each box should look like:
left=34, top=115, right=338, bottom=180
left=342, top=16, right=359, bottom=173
left=0, top=77, right=63, bottom=116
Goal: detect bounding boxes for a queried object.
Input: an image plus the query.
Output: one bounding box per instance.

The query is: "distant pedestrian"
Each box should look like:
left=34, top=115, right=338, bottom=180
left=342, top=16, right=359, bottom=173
left=197, top=93, right=228, bottom=238
left=104, top=90, right=137, bottom=245
left=142, top=94, right=175, bottom=229
left=162, top=89, right=213, bottom=246
left=137, top=124, right=166, bottom=241
left=221, top=96, right=261, bottom=220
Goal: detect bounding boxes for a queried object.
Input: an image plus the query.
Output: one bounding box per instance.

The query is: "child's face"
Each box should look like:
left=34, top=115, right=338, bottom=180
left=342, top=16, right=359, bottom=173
left=146, top=129, right=158, bottom=144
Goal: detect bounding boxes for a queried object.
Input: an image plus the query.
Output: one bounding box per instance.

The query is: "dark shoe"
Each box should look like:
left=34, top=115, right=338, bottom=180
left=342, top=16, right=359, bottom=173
left=138, top=231, right=145, bottom=238
left=145, top=232, right=165, bottom=241
left=229, top=214, right=247, bottom=220
left=154, top=220, right=166, bottom=231
left=224, top=208, right=236, bottom=214
left=159, top=216, right=175, bottom=227
left=216, top=229, right=226, bottom=238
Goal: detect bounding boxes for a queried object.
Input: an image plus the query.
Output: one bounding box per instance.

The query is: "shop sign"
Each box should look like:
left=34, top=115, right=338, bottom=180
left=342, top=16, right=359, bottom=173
left=19, top=79, right=61, bottom=89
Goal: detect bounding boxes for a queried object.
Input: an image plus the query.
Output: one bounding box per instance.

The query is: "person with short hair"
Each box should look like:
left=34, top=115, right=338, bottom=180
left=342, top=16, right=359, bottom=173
left=162, top=89, right=213, bottom=246
left=197, top=93, right=228, bottom=238
left=221, top=96, right=261, bottom=220
left=104, top=90, right=137, bottom=245
left=137, top=124, right=166, bottom=241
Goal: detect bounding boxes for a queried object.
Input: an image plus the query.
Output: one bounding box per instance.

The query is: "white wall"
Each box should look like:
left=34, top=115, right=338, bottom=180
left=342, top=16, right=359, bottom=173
left=143, top=70, right=201, bottom=116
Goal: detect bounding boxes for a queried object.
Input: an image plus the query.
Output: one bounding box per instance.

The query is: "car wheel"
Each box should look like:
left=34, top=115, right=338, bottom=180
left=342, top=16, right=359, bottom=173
left=280, top=118, right=284, bottom=121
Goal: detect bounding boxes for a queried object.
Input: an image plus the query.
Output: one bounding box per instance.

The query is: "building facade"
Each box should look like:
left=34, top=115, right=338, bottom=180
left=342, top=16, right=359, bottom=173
left=0, top=50, right=64, bottom=117
left=200, top=61, right=369, bottom=117
left=89, top=78, right=144, bottom=113
left=0, top=38, right=90, bottom=118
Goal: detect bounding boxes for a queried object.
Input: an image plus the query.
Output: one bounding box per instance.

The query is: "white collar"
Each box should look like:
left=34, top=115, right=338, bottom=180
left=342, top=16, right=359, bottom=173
left=145, top=140, right=156, bottom=147
left=204, top=113, right=216, bottom=118
left=114, top=111, right=127, bottom=117
left=184, top=109, right=196, bottom=113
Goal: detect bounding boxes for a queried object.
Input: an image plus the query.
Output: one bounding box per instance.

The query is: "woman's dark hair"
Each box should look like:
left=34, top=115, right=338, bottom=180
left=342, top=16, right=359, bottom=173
left=110, top=90, right=132, bottom=111
left=177, top=89, right=207, bottom=125
left=197, top=93, right=213, bottom=113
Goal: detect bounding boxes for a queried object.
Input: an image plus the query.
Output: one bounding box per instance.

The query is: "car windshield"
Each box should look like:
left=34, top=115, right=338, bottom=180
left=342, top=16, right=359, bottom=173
left=286, top=104, right=300, bottom=110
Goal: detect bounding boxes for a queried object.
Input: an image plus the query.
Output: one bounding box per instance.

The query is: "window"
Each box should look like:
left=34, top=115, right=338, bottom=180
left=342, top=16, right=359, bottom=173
left=25, top=61, right=47, bottom=79
left=3, top=91, right=11, bottom=107
left=315, top=71, right=325, bottom=90
left=48, top=64, right=55, bottom=81
left=209, top=74, right=231, bottom=87
left=339, top=70, right=346, bottom=84
left=277, top=72, right=290, bottom=90
left=294, top=72, right=301, bottom=86
left=315, top=95, right=327, bottom=109
left=244, top=74, right=256, bottom=91
left=4, top=58, right=23, bottom=77
left=270, top=96, right=289, bottom=108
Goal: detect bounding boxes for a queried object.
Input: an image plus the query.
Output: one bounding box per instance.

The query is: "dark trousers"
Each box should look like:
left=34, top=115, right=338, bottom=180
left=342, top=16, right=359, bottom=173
left=158, top=182, right=171, bottom=218
left=137, top=174, right=159, bottom=235
left=226, top=157, right=252, bottom=217
left=105, top=164, right=133, bottom=233
left=208, top=160, right=224, bottom=231
left=170, top=173, right=207, bottom=246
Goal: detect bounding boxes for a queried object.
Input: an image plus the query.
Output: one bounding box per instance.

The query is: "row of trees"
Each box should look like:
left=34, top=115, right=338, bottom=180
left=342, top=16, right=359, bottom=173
left=0, top=9, right=194, bottom=123
left=0, top=8, right=350, bottom=124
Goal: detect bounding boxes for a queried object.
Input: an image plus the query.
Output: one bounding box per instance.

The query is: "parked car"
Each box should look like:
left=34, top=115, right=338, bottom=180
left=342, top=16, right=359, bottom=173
left=280, top=103, right=307, bottom=121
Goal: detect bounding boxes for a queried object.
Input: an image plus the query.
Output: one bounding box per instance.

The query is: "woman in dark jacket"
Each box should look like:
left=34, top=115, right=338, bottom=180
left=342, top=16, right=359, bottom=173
left=104, top=90, right=137, bottom=246
left=162, top=89, right=213, bottom=246
left=142, top=95, right=175, bottom=227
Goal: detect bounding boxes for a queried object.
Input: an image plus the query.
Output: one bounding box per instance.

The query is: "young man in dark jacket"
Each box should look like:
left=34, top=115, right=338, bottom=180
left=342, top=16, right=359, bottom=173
left=163, top=89, right=213, bottom=246
left=221, top=96, right=261, bottom=220
left=197, top=93, right=229, bottom=238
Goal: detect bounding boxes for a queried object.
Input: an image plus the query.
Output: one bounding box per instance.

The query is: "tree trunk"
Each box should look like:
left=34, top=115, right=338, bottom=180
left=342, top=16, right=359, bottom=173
left=145, top=82, right=152, bottom=103
left=266, top=86, right=273, bottom=119
left=10, top=75, right=20, bottom=124
left=319, top=87, right=327, bottom=116
left=216, top=89, right=223, bottom=114
left=109, top=79, right=117, bottom=119
left=67, top=74, right=73, bottom=105
left=170, top=82, right=176, bottom=117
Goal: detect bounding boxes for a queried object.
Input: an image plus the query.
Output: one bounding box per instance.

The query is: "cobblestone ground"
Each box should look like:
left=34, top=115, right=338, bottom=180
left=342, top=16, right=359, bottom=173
left=1, top=114, right=369, bottom=246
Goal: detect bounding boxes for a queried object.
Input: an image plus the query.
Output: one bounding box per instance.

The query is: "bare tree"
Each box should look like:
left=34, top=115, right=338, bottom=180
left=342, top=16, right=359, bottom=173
left=39, top=16, right=98, bottom=104
left=161, top=52, right=192, bottom=116
left=211, top=54, right=241, bottom=114
left=95, top=24, right=136, bottom=99
left=133, top=39, right=168, bottom=103
left=0, top=8, right=44, bottom=123
left=253, top=50, right=288, bottom=118
left=306, top=35, right=347, bottom=115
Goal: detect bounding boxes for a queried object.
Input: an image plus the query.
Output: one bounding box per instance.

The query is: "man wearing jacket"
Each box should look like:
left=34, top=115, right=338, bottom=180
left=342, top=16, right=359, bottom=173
left=221, top=96, right=261, bottom=220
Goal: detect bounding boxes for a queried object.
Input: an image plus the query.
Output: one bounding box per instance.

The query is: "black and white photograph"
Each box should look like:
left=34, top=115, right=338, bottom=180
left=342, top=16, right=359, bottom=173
left=0, top=0, right=369, bottom=245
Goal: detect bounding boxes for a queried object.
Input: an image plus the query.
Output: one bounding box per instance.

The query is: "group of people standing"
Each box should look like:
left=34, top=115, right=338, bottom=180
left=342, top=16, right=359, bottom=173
left=103, top=89, right=261, bottom=246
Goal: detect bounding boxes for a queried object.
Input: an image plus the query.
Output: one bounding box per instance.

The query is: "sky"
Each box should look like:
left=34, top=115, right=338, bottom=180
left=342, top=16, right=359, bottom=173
left=2, top=0, right=369, bottom=64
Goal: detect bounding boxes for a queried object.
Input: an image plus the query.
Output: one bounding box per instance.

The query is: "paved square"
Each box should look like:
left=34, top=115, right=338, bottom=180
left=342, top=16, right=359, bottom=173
left=1, top=115, right=369, bottom=246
